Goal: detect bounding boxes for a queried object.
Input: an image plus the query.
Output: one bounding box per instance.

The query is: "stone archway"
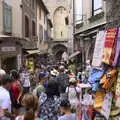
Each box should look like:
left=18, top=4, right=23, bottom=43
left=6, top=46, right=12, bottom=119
left=52, top=44, right=67, bottom=61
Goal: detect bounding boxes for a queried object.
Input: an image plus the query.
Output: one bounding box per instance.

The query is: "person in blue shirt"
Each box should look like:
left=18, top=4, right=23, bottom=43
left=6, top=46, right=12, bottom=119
left=58, top=99, right=77, bottom=120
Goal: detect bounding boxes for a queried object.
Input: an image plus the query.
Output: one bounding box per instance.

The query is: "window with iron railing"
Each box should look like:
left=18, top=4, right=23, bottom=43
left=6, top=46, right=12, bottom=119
left=92, top=0, right=103, bottom=16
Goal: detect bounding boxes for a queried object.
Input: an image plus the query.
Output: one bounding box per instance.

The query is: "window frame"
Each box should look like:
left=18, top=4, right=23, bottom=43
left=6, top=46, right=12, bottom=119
left=32, top=20, right=36, bottom=36
left=25, top=15, right=29, bottom=37
left=92, top=0, right=103, bottom=16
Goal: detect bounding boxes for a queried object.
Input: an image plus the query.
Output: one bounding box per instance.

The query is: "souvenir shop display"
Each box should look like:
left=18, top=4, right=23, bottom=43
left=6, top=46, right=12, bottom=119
left=83, top=27, right=120, bottom=120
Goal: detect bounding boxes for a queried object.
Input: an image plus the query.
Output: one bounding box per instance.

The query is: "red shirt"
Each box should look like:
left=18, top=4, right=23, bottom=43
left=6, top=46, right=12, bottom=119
left=11, top=80, right=21, bottom=100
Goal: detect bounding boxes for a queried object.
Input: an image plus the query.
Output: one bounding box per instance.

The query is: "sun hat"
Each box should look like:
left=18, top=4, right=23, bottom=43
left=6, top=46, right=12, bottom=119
left=69, top=77, right=76, bottom=83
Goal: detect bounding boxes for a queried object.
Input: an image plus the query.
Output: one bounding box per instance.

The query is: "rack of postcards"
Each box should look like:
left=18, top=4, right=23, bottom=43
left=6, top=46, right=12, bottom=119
left=85, top=28, right=120, bottom=120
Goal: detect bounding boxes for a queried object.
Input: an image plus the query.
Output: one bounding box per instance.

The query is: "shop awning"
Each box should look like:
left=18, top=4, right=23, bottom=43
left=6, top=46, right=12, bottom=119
left=69, top=51, right=80, bottom=59
left=26, top=50, right=40, bottom=54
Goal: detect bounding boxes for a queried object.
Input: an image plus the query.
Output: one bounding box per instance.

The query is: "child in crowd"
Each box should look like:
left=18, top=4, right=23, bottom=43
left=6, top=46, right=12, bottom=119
left=59, top=99, right=77, bottom=120
left=16, top=93, right=38, bottom=120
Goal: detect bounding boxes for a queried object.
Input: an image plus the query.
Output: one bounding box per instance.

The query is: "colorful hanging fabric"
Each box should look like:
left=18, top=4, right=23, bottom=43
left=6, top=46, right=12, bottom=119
left=100, top=92, right=113, bottom=120
left=100, top=69, right=118, bottom=89
left=92, top=31, right=106, bottom=67
left=88, top=68, right=105, bottom=84
left=113, top=28, right=120, bottom=67
left=115, top=70, right=120, bottom=108
left=102, top=28, right=118, bottom=65
left=88, top=68, right=105, bottom=91
left=94, top=91, right=105, bottom=111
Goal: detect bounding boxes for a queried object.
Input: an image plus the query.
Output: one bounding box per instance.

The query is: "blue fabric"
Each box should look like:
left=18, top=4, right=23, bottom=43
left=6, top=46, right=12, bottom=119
left=88, top=68, right=105, bottom=92
left=88, top=69, right=105, bottom=84
left=92, top=82, right=100, bottom=92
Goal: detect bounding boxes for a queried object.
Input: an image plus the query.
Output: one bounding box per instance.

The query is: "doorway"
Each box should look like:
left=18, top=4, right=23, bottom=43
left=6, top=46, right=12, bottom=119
left=1, top=56, right=17, bottom=73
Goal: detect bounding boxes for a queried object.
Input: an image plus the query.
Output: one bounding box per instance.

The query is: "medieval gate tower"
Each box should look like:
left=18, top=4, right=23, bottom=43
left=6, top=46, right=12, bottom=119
left=43, top=0, right=74, bottom=61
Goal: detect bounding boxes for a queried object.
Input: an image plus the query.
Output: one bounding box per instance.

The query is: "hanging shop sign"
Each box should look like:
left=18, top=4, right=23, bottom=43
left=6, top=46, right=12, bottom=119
left=1, top=46, right=16, bottom=52
left=26, top=57, right=34, bottom=72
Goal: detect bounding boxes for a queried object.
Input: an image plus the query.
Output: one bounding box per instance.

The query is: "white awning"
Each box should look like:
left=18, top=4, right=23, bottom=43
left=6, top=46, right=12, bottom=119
left=26, top=50, right=40, bottom=54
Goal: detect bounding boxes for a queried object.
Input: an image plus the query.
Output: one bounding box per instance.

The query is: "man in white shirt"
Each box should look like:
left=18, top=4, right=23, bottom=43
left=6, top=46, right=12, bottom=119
left=0, top=75, right=13, bottom=120
left=21, top=67, right=30, bottom=94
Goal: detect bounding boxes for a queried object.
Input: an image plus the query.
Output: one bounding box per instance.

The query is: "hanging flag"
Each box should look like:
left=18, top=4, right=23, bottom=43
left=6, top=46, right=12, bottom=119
left=92, top=31, right=106, bottom=67
left=113, top=28, right=120, bottom=67
left=102, top=28, right=118, bottom=65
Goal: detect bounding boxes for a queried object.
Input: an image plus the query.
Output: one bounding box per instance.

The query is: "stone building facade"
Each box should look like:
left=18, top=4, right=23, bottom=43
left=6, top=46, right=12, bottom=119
left=22, top=0, right=38, bottom=49
left=75, top=0, right=106, bottom=69
left=43, top=0, right=74, bottom=61
left=105, top=0, right=120, bottom=28
left=0, top=0, right=23, bottom=71
left=0, top=0, right=38, bottom=72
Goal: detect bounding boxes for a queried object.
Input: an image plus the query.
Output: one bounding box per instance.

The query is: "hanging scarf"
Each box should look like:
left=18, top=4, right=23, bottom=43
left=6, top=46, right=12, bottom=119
left=102, top=28, right=118, bottom=65
left=113, top=28, right=120, bottom=67
left=100, top=69, right=118, bottom=89
left=92, top=31, right=106, bottom=67
left=115, top=70, right=120, bottom=108
left=94, top=91, right=105, bottom=111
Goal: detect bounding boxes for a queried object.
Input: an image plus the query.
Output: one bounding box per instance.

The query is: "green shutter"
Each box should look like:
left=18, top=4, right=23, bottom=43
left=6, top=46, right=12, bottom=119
left=3, top=2, right=12, bottom=33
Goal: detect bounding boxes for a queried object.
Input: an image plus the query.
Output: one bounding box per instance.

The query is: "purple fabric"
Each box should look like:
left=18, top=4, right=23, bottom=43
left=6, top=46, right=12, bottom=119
left=113, top=28, right=120, bottom=67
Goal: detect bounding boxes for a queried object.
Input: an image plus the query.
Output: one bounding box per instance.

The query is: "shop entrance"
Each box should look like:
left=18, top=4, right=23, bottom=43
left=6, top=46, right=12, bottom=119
left=1, top=56, right=17, bottom=73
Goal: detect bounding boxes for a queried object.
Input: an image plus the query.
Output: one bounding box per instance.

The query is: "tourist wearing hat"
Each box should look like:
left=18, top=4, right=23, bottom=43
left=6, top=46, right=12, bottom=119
left=33, top=72, right=48, bottom=98
left=66, top=77, right=81, bottom=110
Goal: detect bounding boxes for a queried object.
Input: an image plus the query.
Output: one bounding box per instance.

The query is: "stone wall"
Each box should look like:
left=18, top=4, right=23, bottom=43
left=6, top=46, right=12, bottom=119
left=106, top=0, right=120, bottom=28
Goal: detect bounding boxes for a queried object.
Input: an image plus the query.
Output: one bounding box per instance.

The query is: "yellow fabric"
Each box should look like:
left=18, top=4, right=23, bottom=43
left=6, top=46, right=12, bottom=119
left=94, top=91, right=105, bottom=110
left=100, top=69, right=118, bottom=89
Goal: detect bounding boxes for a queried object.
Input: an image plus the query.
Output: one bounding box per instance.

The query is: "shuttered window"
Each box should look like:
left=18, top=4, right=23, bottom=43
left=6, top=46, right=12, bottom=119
left=39, top=24, right=43, bottom=43
left=32, top=21, right=36, bottom=36
left=25, top=16, right=29, bottom=37
left=3, top=2, right=12, bottom=34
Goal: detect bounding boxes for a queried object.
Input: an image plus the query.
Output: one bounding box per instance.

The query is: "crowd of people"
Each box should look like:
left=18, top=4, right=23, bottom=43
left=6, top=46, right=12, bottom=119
left=0, top=61, right=92, bottom=120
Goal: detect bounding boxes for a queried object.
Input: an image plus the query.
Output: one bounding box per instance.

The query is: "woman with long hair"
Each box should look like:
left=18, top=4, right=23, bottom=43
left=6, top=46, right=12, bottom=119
left=39, top=80, right=60, bottom=120
left=16, top=93, right=38, bottom=120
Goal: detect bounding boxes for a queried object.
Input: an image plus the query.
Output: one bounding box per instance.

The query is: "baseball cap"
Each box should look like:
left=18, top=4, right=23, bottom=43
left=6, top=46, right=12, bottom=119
left=39, top=72, right=48, bottom=78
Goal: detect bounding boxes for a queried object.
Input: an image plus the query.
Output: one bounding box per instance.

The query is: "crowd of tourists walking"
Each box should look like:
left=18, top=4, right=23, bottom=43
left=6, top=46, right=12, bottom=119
left=0, top=61, right=92, bottom=120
